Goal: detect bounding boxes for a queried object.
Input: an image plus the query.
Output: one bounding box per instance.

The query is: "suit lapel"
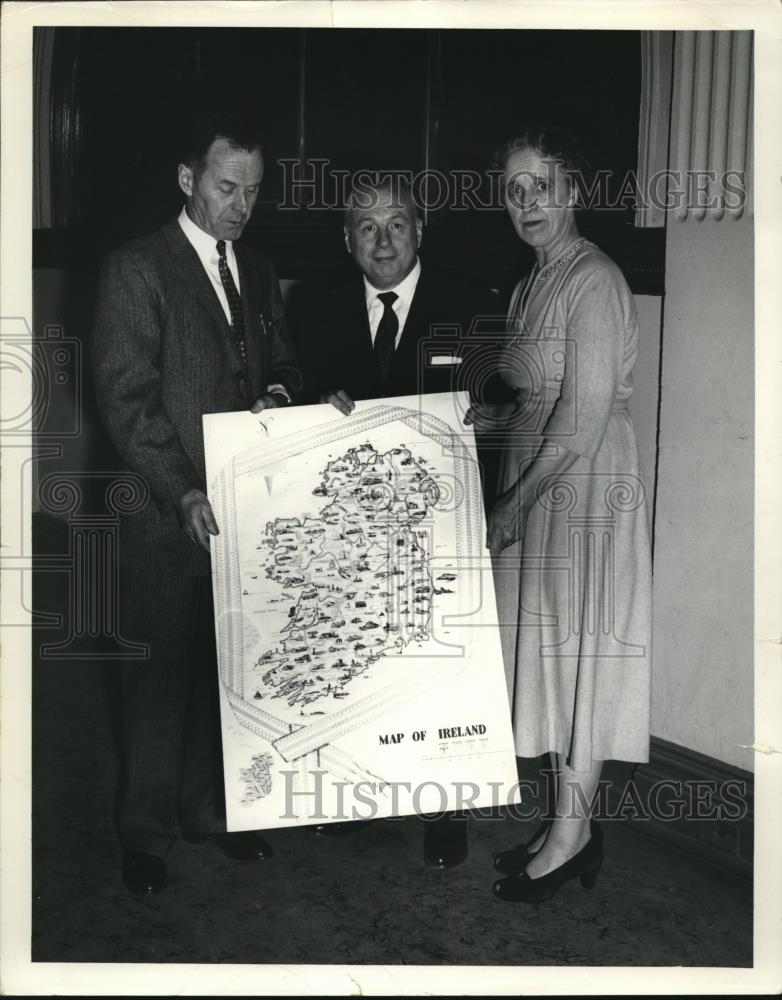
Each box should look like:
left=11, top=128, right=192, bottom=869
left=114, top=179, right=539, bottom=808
left=162, top=220, right=244, bottom=370
left=353, top=280, right=376, bottom=361
left=235, top=244, right=265, bottom=398
left=388, top=267, right=429, bottom=392
left=344, top=276, right=378, bottom=383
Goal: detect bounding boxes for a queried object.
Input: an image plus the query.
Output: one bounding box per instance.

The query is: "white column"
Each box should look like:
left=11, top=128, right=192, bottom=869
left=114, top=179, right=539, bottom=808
left=636, top=30, right=753, bottom=225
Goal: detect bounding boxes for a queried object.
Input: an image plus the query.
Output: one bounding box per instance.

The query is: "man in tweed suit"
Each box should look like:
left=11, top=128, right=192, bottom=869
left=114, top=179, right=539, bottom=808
left=93, top=111, right=301, bottom=893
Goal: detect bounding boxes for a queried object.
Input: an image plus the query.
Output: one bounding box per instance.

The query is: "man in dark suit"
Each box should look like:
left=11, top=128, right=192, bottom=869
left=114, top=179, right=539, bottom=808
left=297, top=177, right=495, bottom=867
left=92, top=111, right=301, bottom=894
left=300, top=178, right=487, bottom=411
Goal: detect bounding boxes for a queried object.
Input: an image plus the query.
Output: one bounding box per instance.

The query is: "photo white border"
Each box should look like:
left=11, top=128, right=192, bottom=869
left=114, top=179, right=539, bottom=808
left=2, top=1, right=780, bottom=995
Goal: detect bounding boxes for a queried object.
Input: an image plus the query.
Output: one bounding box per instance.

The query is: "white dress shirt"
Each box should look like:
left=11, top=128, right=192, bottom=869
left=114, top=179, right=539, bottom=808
left=177, top=206, right=290, bottom=403
left=178, top=206, right=240, bottom=325
left=364, top=258, right=422, bottom=348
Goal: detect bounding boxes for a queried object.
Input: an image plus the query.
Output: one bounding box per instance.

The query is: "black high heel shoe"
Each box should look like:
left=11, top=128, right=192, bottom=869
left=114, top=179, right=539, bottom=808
left=493, top=820, right=603, bottom=903
left=493, top=818, right=553, bottom=875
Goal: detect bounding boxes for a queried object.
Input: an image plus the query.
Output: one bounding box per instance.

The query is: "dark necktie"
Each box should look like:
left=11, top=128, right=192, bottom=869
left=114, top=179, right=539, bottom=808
left=216, top=239, right=247, bottom=367
left=373, top=291, right=399, bottom=383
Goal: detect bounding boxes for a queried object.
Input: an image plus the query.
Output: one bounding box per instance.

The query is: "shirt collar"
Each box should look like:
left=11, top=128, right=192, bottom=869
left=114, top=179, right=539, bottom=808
left=178, top=205, right=230, bottom=260
left=363, top=257, right=421, bottom=310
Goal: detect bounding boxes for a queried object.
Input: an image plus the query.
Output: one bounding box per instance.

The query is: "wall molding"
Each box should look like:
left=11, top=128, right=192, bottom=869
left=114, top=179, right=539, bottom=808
left=626, top=737, right=753, bottom=879
left=517, top=737, right=753, bottom=880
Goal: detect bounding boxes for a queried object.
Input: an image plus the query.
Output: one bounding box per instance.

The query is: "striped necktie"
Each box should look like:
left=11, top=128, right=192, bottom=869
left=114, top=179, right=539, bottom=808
left=216, top=240, right=247, bottom=367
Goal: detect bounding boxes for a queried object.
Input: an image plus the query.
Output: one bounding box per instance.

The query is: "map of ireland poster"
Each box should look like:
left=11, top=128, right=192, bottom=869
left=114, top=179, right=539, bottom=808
left=204, top=393, right=519, bottom=831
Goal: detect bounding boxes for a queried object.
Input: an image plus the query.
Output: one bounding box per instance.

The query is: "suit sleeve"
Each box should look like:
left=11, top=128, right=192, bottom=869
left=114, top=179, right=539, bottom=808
left=289, top=286, right=342, bottom=404
left=262, top=259, right=303, bottom=402
left=92, top=248, right=203, bottom=513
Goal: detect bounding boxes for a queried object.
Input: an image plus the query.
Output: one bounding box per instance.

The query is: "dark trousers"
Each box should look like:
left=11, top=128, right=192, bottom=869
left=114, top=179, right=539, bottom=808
left=117, top=566, right=226, bottom=856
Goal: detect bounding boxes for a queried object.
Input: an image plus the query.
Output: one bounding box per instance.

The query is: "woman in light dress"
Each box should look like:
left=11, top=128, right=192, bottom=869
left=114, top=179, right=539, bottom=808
left=466, top=126, right=652, bottom=903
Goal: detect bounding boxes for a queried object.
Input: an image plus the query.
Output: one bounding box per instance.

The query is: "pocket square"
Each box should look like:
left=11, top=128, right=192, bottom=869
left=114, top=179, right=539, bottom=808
left=429, top=355, right=463, bottom=366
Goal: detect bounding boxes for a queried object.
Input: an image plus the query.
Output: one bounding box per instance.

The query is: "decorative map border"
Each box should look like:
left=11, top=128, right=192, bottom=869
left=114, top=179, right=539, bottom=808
left=209, top=401, right=483, bottom=802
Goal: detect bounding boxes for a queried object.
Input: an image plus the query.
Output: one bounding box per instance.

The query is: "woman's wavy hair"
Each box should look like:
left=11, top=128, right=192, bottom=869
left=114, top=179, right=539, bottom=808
left=494, top=125, right=595, bottom=198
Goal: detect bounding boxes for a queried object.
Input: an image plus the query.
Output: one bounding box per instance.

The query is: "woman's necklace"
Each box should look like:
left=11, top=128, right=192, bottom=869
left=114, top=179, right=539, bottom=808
left=535, top=235, right=592, bottom=287
left=508, top=236, right=592, bottom=344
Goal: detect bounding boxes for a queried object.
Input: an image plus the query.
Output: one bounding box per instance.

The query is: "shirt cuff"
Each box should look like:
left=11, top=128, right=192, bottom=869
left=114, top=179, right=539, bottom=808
left=266, top=383, right=292, bottom=404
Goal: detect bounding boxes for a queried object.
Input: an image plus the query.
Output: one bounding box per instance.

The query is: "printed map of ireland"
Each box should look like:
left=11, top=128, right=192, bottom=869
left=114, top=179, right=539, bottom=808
left=254, top=443, right=443, bottom=707
left=205, top=395, right=519, bottom=831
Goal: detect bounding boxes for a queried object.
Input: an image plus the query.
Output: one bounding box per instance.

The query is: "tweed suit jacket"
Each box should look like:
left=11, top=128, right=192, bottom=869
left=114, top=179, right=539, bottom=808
left=93, top=217, right=302, bottom=576
left=297, top=265, right=499, bottom=404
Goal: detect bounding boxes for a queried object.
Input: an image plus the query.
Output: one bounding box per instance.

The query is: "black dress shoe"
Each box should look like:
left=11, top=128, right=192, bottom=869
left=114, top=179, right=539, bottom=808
left=183, top=831, right=273, bottom=861
left=423, top=814, right=468, bottom=868
left=312, top=819, right=373, bottom=837
left=493, top=820, right=603, bottom=903
left=122, top=851, right=166, bottom=894
left=493, top=818, right=554, bottom=875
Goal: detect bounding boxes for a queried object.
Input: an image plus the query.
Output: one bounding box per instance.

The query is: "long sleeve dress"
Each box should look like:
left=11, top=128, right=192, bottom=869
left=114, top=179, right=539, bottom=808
left=494, top=237, right=652, bottom=769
